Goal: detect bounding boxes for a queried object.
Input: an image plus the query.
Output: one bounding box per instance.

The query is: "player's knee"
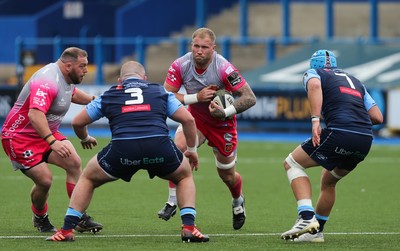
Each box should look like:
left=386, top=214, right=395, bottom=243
left=35, top=176, right=53, bottom=190
left=65, top=154, right=81, bottom=171
left=285, top=153, right=308, bottom=183
left=215, top=156, right=237, bottom=170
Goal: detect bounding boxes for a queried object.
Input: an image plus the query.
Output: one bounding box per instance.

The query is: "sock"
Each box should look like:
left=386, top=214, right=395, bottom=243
left=66, top=182, right=75, bottom=198
left=232, top=195, right=244, bottom=207
left=315, top=213, right=329, bottom=232
left=63, top=215, right=81, bottom=230
left=297, top=200, right=315, bottom=220
left=299, top=210, right=315, bottom=220
left=168, top=181, right=177, bottom=205
left=32, top=203, right=48, bottom=217
left=229, top=173, right=242, bottom=199
left=180, top=207, right=196, bottom=226
left=63, top=207, right=83, bottom=230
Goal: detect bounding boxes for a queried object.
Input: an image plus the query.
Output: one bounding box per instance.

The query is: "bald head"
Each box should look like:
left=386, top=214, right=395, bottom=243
left=119, top=61, right=146, bottom=81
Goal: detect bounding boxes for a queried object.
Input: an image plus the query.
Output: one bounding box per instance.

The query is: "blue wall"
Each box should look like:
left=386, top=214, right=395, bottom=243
left=0, top=17, right=36, bottom=63
left=0, top=1, right=121, bottom=64
left=34, top=2, right=117, bottom=63
left=0, top=0, right=236, bottom=64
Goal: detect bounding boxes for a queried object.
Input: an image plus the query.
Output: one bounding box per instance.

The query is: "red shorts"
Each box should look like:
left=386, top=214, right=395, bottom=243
left=1, top=131, right=66, bottom=170
left=195, top=117, right=237, bottom=157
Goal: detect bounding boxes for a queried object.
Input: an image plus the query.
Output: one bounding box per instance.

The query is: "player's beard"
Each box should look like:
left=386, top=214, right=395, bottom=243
left=69, top=69, right=84, bottom=84
left=194, top=56, right=210, bottom=69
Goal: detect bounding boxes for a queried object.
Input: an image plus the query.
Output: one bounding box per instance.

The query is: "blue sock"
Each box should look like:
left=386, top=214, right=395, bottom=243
left=63, top=207, right=83, bottom=230
left=315, top=213, right=329, bottom=232
left=180, top=207, right=196, bottom=226
left=298, top=205, right=315, bottom=220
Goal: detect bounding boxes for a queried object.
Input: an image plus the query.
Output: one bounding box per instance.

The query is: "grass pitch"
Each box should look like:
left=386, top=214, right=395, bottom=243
left=0, top=137, right=399, bottom=250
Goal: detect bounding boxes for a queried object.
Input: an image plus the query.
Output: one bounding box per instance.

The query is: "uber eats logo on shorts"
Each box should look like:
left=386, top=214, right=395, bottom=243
left=120, top=157, right=165, bottom=165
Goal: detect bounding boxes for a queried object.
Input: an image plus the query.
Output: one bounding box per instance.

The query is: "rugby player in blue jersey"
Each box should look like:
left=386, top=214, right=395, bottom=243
left=46, top=61, right=209, bottom=243
left=280, top=50, right=383, bottom=242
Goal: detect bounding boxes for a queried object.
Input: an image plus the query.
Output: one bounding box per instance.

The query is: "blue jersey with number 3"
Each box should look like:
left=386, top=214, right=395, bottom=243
left=303, top=68, right=375, bottom=135
left=85, top=78, right=182, bottom=139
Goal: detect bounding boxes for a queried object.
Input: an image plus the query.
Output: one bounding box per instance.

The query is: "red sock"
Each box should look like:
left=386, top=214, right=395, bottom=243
left=32, top=203, right=48, bottom=217
left=168, top=181, right=176, bottom=188
left=66, top=182, right=76, bottom=198
left=229, top=173, right=242, bottom=199
left=182, top=224, right=194, bottom=230
left=61, top=228, right=73, bottom=234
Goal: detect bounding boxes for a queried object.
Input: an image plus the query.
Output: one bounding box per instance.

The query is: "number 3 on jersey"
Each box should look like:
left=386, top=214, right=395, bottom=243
left=125, top=87, right=144, bottom=105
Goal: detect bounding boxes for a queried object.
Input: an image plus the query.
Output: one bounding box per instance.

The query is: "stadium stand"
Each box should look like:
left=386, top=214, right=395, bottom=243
left=1, top=0, right=399, bottom=133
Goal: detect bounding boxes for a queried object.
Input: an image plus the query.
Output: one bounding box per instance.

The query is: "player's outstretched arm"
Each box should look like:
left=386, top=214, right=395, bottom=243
left=72, top=109, right=97, bottom=149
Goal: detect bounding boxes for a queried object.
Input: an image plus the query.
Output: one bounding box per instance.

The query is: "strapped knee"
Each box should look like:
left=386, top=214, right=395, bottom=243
left=216, top=156, right=237, bottom=170
left=330, top=170, right=343, bottom=180
left=285, top=153, right=308, bottom=183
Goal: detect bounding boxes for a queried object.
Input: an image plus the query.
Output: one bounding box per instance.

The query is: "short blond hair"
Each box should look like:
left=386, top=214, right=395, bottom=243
left=192, top=27, right=216, bottom=44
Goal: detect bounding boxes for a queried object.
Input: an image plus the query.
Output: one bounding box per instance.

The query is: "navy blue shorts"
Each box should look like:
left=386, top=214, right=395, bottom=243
left=97, top=136, right=183, bottom=182
left=301, top=129, right=373, bottom=171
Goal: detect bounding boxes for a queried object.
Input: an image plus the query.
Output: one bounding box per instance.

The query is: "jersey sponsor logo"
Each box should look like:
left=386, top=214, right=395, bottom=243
left=167, top=72, right=177, bottom=82
left=224, top=142, right=233, bottom=153
left=57, top=98, right=67, bottom=107
left=121, top=104, right=151, bottom=113
left=47, top=114, right=63, bottom=122
left=167, top=66, right=177, bottom=82
left=22, top=150, right=34, bottom=158
left=32, top=97, right=46, bottom=107
left=120, top=158, right=141, bottom=165
left=168, top=66, right=176, bottom=73
left=334, top=147, right=367, bottom=159
left=224, top=133, right=233, bottom=142
left=339, top=86, right=361, bottom=98
left=225, top=66, right=234, bottom=75
left=120, top=157, right=165, bottom=166
left=315, top=152, right=327, bottom=161
left=8, top=114, right=26, bottom=133
left=39, top=83, right=50, bottom=90
left=227, top=72, right=241, bottom=87
left=35, top=88, right=48, bottom=98
left=32, top=88, right=48, bottom=107
left=303, top=72, right=308, bottom=81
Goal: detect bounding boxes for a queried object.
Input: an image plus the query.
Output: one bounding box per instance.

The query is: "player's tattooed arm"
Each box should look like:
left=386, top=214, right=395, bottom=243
left=232, top=83, right=256, bottom=113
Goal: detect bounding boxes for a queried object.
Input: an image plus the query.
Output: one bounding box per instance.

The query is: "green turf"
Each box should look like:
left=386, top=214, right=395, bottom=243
left=0, top=137, right=399, bottom=250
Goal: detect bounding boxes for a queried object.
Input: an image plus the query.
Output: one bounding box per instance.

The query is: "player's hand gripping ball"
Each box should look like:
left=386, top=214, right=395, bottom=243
left=212, top=89, right=234, bottom=109
left=211, top=89, right=235, bottom=120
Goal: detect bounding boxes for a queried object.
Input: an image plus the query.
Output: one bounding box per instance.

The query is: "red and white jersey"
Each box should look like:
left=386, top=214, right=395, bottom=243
left=165, top=51, right=246, bottom=126
left=1, top=63, right=76, bottom=139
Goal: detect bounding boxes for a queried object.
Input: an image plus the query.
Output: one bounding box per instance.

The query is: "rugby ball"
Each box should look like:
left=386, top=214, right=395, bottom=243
left=212, top=89, right=234, bottom=108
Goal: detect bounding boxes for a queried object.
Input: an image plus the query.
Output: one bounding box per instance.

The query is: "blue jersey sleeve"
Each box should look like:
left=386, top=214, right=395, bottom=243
left=363, top=85, right=376, bottom=111
left=85, top=97, right=104, bottom=121
left=166, top=91, right=183, bottom=117
left=303, top=69, right=320, bottom=92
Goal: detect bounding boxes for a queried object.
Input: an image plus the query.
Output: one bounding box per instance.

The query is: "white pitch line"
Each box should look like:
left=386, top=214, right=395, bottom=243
left=1, top=232, right=399, bottom=239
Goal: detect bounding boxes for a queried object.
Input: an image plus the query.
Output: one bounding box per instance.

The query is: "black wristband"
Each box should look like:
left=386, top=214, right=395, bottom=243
left=49, top=139, right=57, bottom=146
left=43, top=133, right=52, bottom=140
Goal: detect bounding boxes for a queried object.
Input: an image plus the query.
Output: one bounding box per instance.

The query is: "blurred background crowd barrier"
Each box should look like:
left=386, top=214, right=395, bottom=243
left=1, top=0, right=399, bottom=135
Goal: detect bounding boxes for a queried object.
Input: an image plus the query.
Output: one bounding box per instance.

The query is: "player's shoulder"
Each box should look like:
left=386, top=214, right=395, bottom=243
left=173, top=52, right=191, bottom=65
